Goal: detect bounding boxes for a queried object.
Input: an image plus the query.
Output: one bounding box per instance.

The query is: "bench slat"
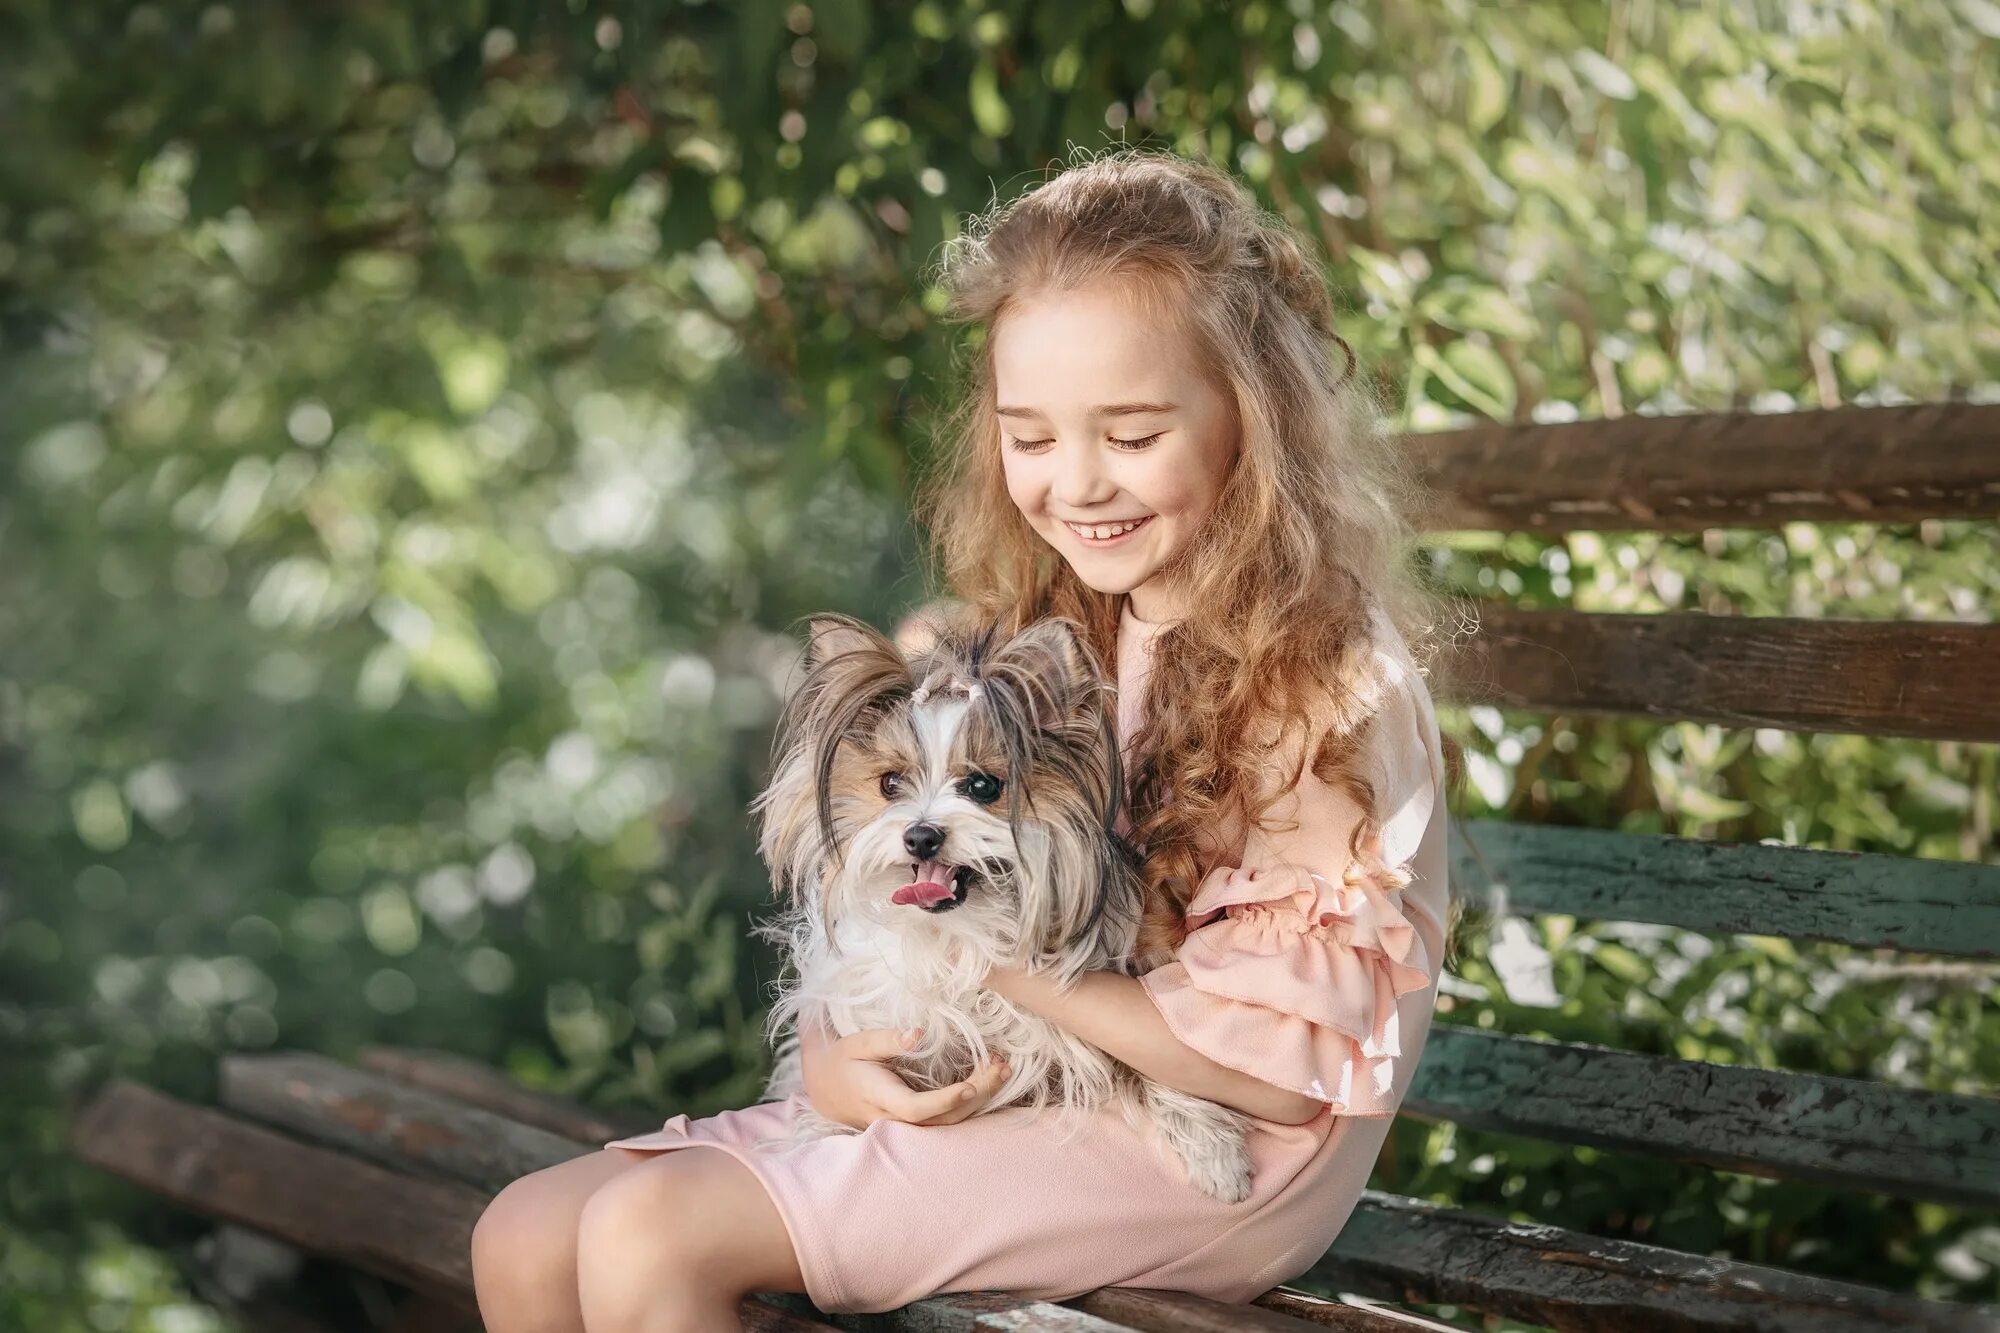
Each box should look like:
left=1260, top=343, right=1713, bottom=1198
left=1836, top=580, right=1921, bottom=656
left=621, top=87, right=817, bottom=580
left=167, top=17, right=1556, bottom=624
left=1412, top=401, right=2000, bottom=533
left=359, top=1045, right=659, bottom=1142
left=1451, top=820, right=2000, bottom=959
left=221, top=1051, right=602, bottom=1190
left=1315, top=1188, right=2000, bottom=1333
left=70, top=1079, right=489, bottom=1309
left=1403, top=1028, right=2000, bottom=1208
left=1449, top=607, right=2000, bottom=741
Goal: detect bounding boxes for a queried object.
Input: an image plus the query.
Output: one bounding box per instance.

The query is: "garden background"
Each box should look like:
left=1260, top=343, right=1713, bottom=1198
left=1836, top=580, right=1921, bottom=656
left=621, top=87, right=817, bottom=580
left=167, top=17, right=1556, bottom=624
left=2, top=1, right=1995, bottom=1328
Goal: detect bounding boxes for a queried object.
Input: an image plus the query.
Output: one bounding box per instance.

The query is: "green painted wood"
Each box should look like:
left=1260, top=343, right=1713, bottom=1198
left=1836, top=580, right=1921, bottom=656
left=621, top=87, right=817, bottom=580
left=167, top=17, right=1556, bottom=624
left=1403, top=1028, right=2000, bottom=1208
left=1315, top=1188, right=2000, bottom=1333
left=1447, top=608, right=2000, bottom=741
left=1451, top=820, right=2000, bottom=959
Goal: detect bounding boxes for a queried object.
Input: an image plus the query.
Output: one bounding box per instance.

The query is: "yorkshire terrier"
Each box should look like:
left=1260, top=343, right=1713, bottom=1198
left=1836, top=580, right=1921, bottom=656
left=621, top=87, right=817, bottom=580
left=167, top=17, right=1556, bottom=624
left=743, top=610, right=1252, bottom=1203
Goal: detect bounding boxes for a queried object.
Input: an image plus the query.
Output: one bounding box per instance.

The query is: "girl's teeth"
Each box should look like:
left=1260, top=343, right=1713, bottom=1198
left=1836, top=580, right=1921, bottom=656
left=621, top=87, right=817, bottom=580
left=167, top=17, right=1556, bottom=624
left=1070, top=518, right=1145, bottom=539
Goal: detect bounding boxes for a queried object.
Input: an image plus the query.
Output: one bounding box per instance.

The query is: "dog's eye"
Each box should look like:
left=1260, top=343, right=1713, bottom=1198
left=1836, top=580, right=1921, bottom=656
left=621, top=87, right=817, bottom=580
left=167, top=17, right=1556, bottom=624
left=879, top=771, right=904, bottom=799
left=961, top=772, right=1003, bottom=804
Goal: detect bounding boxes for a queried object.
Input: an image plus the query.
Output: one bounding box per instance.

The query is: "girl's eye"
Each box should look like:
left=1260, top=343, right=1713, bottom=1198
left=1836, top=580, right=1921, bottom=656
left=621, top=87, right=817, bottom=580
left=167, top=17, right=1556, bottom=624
left=961, top=772, right=1003, bottom=804
left=1002, top=433, right=1165, bottom=453
left=879, top=771, right=904, bottom=798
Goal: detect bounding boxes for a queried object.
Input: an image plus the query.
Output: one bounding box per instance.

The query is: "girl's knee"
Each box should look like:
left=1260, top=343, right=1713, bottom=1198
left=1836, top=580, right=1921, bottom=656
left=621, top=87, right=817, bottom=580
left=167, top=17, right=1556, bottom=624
left=472, top=1182, right=535, bottom=1278
left=574, top=1157, right=706, bottom=1278
left=574, top=1146, right=805, bottom=1323
left=471, top=1170, right=587, bottom=1305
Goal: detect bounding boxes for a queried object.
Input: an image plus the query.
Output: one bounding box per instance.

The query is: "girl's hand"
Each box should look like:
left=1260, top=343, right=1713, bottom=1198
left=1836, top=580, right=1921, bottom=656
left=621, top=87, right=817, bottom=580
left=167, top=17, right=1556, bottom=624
left=799, top=1020, right=1010, bottom=1131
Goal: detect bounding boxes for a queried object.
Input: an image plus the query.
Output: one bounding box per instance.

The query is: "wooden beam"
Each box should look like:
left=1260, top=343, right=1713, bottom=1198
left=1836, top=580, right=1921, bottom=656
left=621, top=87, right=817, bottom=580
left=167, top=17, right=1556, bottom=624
left=359, top=1046, right=657, bottom=1142
left=1450, top=820, right=2000, bottom=959
left=1411, top=401, right=2000, bottom=533
left=1403, top=1028, right=2000, bottom=1208
left=70, top=1079, right=485, bottom=1301
left=221, top=1051, right=600, bottom=1192
left=1076, top=1286, right=1460, bottom=1331
left=1447, top=607, right=2000, bottom=741
left=1313, top=1189, right=2000, bottom=1333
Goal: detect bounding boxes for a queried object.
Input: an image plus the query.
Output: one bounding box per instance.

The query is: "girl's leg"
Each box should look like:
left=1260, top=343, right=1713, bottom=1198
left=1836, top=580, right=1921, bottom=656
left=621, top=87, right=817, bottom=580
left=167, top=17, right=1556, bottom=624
left=574, top=1145, right=809, bottom=1333
left=470, top=1146, right=649, bottom=1333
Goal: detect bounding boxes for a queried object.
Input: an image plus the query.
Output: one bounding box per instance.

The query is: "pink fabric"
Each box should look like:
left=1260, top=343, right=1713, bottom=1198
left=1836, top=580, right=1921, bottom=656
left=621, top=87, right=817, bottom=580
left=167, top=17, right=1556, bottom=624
left=602, top=597, right=1451, bottom=1313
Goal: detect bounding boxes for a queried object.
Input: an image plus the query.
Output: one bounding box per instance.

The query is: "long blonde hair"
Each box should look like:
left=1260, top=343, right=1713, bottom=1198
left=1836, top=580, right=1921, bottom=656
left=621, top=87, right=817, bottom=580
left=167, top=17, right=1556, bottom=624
left=911, top=145, right=1464, bottom=960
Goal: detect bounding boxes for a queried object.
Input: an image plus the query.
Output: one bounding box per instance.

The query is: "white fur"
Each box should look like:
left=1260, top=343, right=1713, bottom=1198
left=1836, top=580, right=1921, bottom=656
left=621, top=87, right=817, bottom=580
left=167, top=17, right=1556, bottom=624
left=743, top=652, right=1254, bottom=1203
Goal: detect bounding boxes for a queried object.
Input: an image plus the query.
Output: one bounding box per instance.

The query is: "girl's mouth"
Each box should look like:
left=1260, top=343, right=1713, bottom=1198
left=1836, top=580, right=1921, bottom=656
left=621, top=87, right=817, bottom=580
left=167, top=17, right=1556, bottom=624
left=1063, top=515, right=1153, bottom=548
left=893, top=861, right=974, bottom=912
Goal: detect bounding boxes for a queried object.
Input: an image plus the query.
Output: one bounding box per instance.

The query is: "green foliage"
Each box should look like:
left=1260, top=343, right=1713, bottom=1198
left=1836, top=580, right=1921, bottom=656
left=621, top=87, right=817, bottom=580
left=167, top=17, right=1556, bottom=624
left=1, top=0, right=1993, bottom=1327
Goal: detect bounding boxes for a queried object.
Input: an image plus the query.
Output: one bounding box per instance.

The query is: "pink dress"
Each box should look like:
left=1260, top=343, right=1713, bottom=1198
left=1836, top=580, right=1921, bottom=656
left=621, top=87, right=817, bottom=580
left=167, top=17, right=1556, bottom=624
left=603, top=597, right=1451, bottom=1315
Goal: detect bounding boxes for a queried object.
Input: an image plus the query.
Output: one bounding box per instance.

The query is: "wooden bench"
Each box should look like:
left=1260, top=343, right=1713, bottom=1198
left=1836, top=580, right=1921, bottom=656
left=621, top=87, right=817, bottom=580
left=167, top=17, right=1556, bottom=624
left=70, top=400, right=2000, bottom=1331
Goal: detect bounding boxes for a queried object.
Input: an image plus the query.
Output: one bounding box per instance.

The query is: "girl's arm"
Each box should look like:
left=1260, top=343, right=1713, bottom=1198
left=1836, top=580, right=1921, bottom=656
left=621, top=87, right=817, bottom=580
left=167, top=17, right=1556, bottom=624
left=983, top=963, right=1324, bottom=1124
left=1000, top=646, right=1445, bottom=1129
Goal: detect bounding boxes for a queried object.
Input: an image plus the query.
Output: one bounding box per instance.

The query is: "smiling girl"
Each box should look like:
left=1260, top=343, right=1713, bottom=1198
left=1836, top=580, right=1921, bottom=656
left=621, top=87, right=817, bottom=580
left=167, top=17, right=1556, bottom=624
left=470, top=146, right=1461, bottom=1331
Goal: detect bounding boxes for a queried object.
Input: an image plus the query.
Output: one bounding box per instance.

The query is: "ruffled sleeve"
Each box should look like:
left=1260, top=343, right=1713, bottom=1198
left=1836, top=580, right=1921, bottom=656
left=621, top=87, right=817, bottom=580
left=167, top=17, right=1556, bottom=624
left=1138, top=644, right=1446, bottom=1115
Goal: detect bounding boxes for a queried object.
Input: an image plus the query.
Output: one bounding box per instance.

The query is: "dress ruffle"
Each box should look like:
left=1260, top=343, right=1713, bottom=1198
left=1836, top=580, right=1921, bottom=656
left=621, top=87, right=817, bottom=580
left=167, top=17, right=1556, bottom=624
left=1137, top=647, right=1445, bottom=1116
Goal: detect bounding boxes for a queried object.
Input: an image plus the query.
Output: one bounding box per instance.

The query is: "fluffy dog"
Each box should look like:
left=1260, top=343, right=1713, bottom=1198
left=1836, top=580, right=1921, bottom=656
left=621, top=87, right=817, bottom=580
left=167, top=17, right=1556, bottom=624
left=746, top=610, right=1252, bottom=1203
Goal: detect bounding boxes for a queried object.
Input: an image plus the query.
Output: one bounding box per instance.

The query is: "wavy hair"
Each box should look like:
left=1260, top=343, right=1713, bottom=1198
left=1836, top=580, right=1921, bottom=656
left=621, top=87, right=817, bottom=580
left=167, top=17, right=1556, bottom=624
left=909, top=145, right=1469, bottom=965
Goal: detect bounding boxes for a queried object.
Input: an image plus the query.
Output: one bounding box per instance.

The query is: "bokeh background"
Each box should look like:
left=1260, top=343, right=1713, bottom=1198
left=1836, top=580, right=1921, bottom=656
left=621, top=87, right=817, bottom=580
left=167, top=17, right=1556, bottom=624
left=3, top=2, right=1995, bottom=1328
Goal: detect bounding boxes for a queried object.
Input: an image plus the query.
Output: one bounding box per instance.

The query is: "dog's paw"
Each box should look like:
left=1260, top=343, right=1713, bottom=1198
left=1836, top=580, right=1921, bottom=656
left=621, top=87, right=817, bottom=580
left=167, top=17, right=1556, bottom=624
left=1183, top=1136, right=1254, bottom=1204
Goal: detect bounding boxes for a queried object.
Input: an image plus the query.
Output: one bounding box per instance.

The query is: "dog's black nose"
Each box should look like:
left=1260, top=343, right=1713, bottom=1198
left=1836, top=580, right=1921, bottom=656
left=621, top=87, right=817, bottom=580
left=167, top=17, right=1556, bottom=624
left=903, top=822, right=946, bottom=860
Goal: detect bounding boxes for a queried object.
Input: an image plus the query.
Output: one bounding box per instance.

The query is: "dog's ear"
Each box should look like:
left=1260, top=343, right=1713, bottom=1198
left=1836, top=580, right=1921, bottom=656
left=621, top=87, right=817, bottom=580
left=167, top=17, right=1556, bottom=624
left=998, top=616, right=1103, bottom=701
left=802, top=614, right=884, bottom=672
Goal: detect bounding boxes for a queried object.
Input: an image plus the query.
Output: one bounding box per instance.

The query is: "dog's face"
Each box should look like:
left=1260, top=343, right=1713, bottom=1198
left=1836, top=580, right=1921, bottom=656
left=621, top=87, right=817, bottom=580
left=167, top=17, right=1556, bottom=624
left=753, top=612, right=1138, bottom=963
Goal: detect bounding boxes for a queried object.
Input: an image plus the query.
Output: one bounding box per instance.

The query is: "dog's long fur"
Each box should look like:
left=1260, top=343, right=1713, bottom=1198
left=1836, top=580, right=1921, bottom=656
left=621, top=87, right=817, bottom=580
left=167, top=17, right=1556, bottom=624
left=744, top=611, right=1253, bottom=1202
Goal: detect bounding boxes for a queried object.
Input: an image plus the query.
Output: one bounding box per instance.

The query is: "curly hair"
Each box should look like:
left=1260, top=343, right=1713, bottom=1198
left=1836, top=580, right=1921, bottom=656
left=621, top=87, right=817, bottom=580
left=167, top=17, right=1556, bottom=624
left=910, top=144, right=1466, bottom=964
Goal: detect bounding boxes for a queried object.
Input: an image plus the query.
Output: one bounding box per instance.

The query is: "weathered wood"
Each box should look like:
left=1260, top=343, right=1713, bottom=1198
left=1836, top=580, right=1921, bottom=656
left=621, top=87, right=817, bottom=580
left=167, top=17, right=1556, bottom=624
left=1078, top=1286, right=1459, bottom=1331
left=1448, top=607, right=2000, bottom=741
left=1403, top=1028, right=2000, bottom=1207
left=359, top=1046, right=657, bottom=1142
left=1450, top=820, right=2000, bottom=959
left=71, top=1078, right=485, bottom=1303
left=1246, top=1290, right=1461, bottom=1330
left=1311, top=1189, right=2000, bottom=1333
left=68, top=1079, right=849, bottom=1332
left=221, top=1051, right=600, bottom=1192
left=1411, top=401, right=2000, bottom=533
left=383, top=1293, right=482, bottom=1333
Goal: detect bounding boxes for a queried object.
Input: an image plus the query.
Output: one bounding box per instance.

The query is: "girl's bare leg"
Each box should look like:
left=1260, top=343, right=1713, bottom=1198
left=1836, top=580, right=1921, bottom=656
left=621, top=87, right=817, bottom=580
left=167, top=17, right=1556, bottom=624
left=574, top=1146, right=809, bottom=1333
left=471, top=1147, right=644, bottom=1333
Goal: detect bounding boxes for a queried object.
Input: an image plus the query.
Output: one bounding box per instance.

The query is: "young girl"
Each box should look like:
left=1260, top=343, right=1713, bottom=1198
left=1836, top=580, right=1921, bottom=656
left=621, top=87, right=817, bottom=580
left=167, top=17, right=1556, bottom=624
left=470, top=146, right=1460, bottom=1332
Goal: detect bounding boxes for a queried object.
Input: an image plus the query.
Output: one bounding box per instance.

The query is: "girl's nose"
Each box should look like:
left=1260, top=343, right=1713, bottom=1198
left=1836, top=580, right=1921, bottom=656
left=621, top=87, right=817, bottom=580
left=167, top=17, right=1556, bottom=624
left=1050, top=439, right=1113, bottom=508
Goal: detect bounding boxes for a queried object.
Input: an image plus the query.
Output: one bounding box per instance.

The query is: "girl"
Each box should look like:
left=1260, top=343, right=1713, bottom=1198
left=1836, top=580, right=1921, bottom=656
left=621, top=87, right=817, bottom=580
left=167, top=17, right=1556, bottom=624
left=470, top=146, right=1461, bottom=1332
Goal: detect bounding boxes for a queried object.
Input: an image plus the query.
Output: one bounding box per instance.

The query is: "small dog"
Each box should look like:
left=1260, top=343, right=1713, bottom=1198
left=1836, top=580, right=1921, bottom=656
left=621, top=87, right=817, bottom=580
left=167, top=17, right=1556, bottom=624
left=745, top=610, right=1253, bottom=1203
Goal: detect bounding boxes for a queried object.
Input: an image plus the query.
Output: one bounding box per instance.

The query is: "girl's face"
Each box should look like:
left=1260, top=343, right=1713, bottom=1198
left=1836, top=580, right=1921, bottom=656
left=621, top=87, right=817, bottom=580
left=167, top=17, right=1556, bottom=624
left=991, top=280, right=1238, bottom=622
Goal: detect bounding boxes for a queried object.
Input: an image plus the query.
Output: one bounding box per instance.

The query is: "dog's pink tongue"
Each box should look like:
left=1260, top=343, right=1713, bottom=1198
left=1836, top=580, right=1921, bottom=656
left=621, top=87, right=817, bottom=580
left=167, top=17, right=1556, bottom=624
left=893, top=861, right=954, bottom=907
